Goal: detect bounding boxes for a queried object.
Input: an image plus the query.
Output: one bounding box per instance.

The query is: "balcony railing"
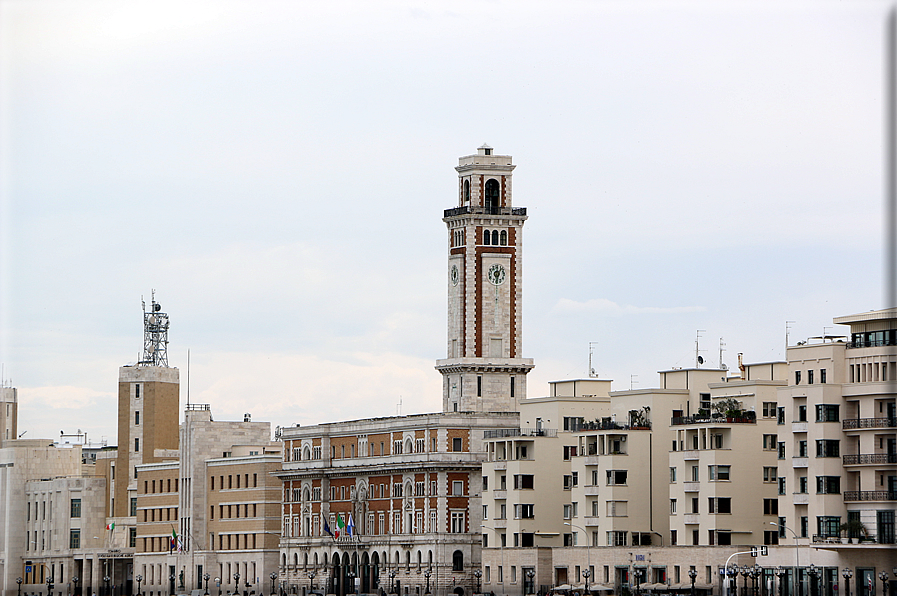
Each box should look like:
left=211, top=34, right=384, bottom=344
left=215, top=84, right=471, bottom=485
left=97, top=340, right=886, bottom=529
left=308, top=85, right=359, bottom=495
left=444, top=206, right=527, bottom=218
left=842, top=417, right=897, bottom=430
left=671, top=415, right=755, bottom=425
left=843, top=453, right=897, bottom=465
left=843, top=491, right=897, bottom=502
left=484, top=427, right=557, bottom=439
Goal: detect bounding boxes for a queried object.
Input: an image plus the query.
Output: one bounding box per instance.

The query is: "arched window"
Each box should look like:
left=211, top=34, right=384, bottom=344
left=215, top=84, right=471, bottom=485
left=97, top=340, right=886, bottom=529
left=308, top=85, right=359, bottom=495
left=303, top=446, right=311, bottom=460
left=483, top=230, right=490, bottom=245
left=485, top=179, right=500, bottom=210
left=303, top=488, right=310, bottom=502
left=406, top=552, right=411, bottom=570
left=282, top=554, right=287, bottom=568
left=491, top=230, right=499, bottom=246
left=464, top=180, right=470, bottom=203
left=417, top=551, right=422, bottom=570
left=500, top=230, right=507, bottom=246
left=452, top=550, right=464, bottom=572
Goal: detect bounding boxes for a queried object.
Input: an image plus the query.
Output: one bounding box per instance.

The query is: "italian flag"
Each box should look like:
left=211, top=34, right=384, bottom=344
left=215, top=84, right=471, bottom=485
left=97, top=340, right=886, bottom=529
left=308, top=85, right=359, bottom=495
left=335, top=515, right=346, bottom=538
left=106, top=523, right=115, bottom=531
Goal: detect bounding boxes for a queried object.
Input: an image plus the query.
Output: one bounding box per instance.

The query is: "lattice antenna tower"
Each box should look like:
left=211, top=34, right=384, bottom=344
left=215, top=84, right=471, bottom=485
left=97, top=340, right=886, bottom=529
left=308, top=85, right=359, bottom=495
left=139, top=291, right=170, bottom=367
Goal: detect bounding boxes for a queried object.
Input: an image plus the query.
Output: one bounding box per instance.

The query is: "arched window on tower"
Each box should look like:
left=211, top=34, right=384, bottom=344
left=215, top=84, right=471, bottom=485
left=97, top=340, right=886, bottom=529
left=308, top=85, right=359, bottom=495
left=491, top=230, right=499, bottom=246
left=483, top=230, right=491, bottom=245
left=464, top=180, right=470, bottom=204
left=500, top=230, right=507, bottom=246
left=452, top=550, right=464, bottom=572
left=485, top=179, right=500, bottom=212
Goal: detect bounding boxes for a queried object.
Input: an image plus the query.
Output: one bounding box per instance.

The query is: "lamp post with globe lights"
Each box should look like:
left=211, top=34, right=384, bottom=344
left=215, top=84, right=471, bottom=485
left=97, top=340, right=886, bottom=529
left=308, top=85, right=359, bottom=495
left=583, top=569, right=591, bottom=595
left=842, top=569, right=853, bottom=596
left=688, top=569, right=697, bottom=596
left=474, top=570, right=482, bottom=595
left=424, top=569, right=432, bottom=594
left=307, top=570, right=316, bottom=593
left=776, top=569, right=787, bottom=596
left=740, top=566, right=750, bottom=596
left=388, top=570, right=396, bottom=594
left=136, top=575, right=143, bottom=596
left=526, top=570, right=536, bottom=596
left=17, top=577, right=23, bottom=596
left=807, top=565, right=820, bottom=596
left=215, top=578, right=221, bottom=596
left=203, top=574, right=210, bottom=596
left=878, top=572, right=889, bottom=596
left=269, top=573, right=278, bottom=596
left=725, top=566, right=738, bottom=596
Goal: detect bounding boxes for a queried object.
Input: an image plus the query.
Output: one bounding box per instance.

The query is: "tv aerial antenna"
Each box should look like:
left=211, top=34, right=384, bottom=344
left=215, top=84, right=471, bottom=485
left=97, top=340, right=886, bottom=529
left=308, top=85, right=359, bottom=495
left=695, top=330, right=706, bottom=367
left=139, top=290, right=170, bottom=367
left=588, top=342, right=600, bottom=378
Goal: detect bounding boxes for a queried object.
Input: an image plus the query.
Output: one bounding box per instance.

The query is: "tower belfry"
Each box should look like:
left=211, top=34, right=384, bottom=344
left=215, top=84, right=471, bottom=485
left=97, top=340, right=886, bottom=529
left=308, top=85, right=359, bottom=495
left=436, top=145, right=534, bottom=413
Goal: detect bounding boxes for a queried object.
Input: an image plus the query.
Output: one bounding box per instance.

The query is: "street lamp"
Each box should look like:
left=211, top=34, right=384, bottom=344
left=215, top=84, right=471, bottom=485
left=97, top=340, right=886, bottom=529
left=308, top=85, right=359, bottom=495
left=17, top=577, right=23, bottom=596
left=807, top=565, right=820, bottom=596
left=424, top=569, right=432, bottom=594
left=842, top=569, right=853, bottom=596
left=137, top=575, right=143, bottom=596
left=564, top=522, right=592, bottom=571
left=583, top=569, right=591, bottom=594
left=740, top=566, right=751, bottom=596
left=473, top=570, right=482, bottom=594
left=48, top=574, right=55, bottom=596
left=776, top=568, right=787, bottom=596
left=347, top=570, right=356, bottom=596
left=169, top=575, right=176, bottom=596
left=270, top=573, right=278, bottom=596
left=726, top=566, right=738, bottom=596
left=526, top=569, right=536, bottom=596
left=234, top=573, right=241, bottom=596
left=307, top=570, right=317, bottom=593
left=203, top=574, right=210, bottom=596
left=215, top=578, right=221, bottom=596
left=688, top=569, right=697, bottom=596
left=878, top=573, right=889, bottom=596
left=105, top=576, right=111, bottom=596
left=73, top=577, right=81, bottom=596
left=750, top=566, right=762, bottom=596
left=770, top=522, right=802, bottom=596
left=388, top=570, right=396, bottom=594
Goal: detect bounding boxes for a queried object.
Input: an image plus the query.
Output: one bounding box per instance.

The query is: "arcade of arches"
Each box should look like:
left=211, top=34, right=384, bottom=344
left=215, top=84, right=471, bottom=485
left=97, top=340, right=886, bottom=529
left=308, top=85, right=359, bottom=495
left=280, top=549, right=466, bottom=596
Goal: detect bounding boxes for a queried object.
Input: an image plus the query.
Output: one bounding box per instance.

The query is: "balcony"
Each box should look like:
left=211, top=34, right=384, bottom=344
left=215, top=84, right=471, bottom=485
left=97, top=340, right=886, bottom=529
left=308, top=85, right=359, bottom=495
left=792, top=458, right=808, bottom=468
left=583, top=516, right=600, bottom=526
left=493, top=519, right=507, bottom=529
left=492, top=490, right=507, bottom=500
left=484, top=427, right=557, bottom=439
left=842, top=417, right=897, bottom=430
left=444, top=206, right=527, bottom=218
left=843, top=453, right=897, bottom=465
left=584, top=485, right=600, bottom=496
left=684, top=450, right=700, bottom=461
left=792, top=422, right=808, bottom=433
left=684, top=514, right=700, bottom=525
left=684, top=481, right=700, bottom=493
left=585, top=456, right=600, bottom=466
left=843, top=491, right=897, bottom=502
left=793, top=493, right=809, bottom=505
left=672, top=415, right=755, bottom=426
left=492, top=461, right=507, bottom=470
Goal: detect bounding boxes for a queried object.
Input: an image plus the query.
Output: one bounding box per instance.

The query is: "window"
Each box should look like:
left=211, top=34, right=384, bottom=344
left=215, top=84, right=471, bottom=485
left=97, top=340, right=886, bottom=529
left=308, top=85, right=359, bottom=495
left=798, top=441, right=808, bottom=457
left=795, top=371, right=801, bottom=384
left=798, top=405, right=807, bottom=422
left=452, top=481, right=464, bottom=496
left=670, top=467, right=677, bottom=483
left=563, top=417, right=584, bottom=431
left=416, top=438, right=425, bottom=453
left=820, top=369, right=827, bottom=383
left=816, top=476, right=840, bottom=494
left=453, top=437, right=462, bottom=452
left=510, top=377, right=515, bottom=398
left=816, top=440, right=840, bottom=458
left=691, top=466, right=699, bottom=481
left=416, top=481, right=425, bottom=496
left=799, top=476, right=808, bottom=493
left=708, top=497, right=731, bottom=514
left=670, top=499, right=677, bottom=514
left=515, top=504, right=535, bottom=519
left=563, top=446, right=578, bottom=460
left=514, top=474, right=534, bottom=489
left=70, top=529, right=81, bottom=549
left=699, top=393, right=711, bottom=411
left=393, top=483, right=402, bottom=497
left=778, top=442, right=786, bottom=460
left=500, top=230, right=507, bottom=245
left=762, top=402, right=777, bottom=417
left=817, top=516, right=841, bottom=538
left=451, top=511, right=465, bottom=533
left=763, top=499, right=778, bottom=515
left=777, top=407, right=785, bottom=425
left=452, top=550, right=464, bottom=572
left=606, top=470, right=627, bottom=485
left=70, top=499, right=81, bottom=518
left=762, top=434, right=777, bottom=450
left=563, top=504, right=573, bottom=519
left=477, top=376, right=482, bottom=396
left=129, top=527, right=137, bottom=548
left=778, top=478, right=786, bottom=495
left=135, top=438, right=139, bottom=452
left=763, top=467, right=778, bottom=483
left=800, top=516, right=808, bottom=538
left=808, top=370, right=814, bottom=384
left=130, top=497, right=138, bottom=516
left=135, top=410, right=140, bottom=425
left=815, top=404, right=840, bottom=422
left=777, top=518, right=787, bottom=538
left=607, top=531, right=628, bottom=546
left=606, top=501, right=627, bottom=517
left=708, top=466, right=730, bottom=481
left=135, top=383, right=140, bottom=398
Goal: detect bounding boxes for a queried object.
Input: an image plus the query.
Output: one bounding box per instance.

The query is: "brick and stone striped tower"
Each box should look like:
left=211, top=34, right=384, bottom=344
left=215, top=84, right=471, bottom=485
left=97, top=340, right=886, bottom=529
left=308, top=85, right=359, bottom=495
left=436, top=145, right=534, bottom=413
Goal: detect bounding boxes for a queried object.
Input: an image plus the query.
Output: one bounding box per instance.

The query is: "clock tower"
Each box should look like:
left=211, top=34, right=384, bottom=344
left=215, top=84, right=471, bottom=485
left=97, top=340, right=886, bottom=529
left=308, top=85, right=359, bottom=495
left=436, top=145, right=534, bottom=413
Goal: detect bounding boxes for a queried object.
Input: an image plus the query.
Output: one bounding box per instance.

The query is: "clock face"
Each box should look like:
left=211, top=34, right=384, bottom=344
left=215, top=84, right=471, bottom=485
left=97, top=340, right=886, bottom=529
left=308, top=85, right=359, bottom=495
left=487, top=263, right=506, bottom=286
left=450, top=264, right=460, bottom=286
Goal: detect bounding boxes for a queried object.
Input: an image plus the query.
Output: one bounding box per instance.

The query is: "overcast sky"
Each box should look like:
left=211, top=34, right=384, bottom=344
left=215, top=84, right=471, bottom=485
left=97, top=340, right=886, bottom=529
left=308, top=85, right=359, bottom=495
left=0, top=0, right=890, bottom=444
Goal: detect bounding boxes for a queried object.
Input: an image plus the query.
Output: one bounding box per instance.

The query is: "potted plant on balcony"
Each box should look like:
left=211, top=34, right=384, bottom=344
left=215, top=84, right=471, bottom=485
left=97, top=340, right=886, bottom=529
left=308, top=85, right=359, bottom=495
left=839, top=519, right=867, bottom=543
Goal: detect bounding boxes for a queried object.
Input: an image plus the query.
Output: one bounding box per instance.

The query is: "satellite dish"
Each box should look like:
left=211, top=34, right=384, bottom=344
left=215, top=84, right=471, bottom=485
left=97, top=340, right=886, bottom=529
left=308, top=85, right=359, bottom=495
left=697, top=356, right=704, bottom=365
left=154, top=303, right=161, bottom=312
left=148, top=315, right=156, bottom=325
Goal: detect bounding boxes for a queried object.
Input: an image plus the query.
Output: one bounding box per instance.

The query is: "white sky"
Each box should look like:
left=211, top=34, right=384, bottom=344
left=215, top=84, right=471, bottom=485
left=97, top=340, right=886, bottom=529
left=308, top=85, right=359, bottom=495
left=0, top=0, right=890, bottom=444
